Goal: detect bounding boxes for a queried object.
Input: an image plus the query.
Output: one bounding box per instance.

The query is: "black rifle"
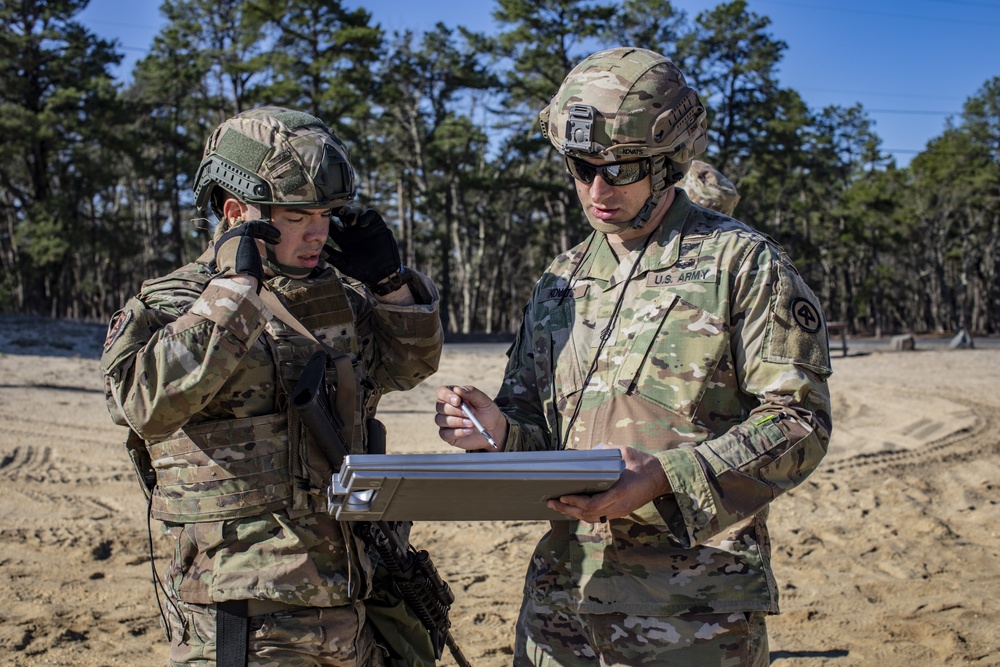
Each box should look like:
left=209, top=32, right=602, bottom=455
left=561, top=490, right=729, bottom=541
left=290, top=351, right=351, bottom=465
left=291, top=352, right=471, bottom=667
left=360, top=520, right=469, bottom=665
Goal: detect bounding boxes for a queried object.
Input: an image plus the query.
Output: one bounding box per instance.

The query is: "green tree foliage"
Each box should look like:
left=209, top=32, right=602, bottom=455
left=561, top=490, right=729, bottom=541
left=244, top=0, right=382, bottom=142
left=2, top=0, right=997, bottom=337
left=127, top=5, right=218, bottom=269
left=0, top=0, right=124, bottom=315
left=905, top=78, right=1000, bottom=333
left=492, top=0, right=614, bottom=109
left=489, top=0, right=619, bottom=272
left=370, top=24, right=497, bottom=331
left=678, top=0, right=786, bottom=173
left=605, top=0, right=687, bottom=62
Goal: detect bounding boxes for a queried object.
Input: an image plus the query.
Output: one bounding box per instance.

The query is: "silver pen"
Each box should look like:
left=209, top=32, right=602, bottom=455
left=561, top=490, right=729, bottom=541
left=459, top=401, right=498, bottom=449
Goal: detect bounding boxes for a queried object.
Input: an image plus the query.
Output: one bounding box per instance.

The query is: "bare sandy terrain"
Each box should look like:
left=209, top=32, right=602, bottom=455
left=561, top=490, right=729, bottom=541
left=1, top=314, right=998, bottom=666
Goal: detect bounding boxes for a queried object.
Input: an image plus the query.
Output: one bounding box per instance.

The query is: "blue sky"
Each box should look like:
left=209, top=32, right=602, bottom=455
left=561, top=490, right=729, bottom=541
left=77, top=0, right=1000, bottom=167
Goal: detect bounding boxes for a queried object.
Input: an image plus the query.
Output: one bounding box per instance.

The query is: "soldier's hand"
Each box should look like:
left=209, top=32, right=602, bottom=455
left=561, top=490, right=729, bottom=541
left=547, top=444, right=672, bottom=523
left=211, top=220, right=281, bottom=293
left=326, top=206, right=401, bottom=287
left=435, top=385, right=508, bottom=451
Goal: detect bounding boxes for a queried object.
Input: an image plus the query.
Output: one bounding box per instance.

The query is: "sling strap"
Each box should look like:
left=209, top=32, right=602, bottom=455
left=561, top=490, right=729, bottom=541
left=259, top=286, right=357, bottom=445
left=211, top=286, right=359, bottom=667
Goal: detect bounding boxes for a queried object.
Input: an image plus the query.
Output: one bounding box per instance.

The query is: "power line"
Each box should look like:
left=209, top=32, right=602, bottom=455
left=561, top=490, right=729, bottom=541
left=867, top=109, right=957, bottom=116
left=753, top=0, right=1000, bottom=27
left=81, top=19, right=160, bottom=31
left=796, top=86, right=962, bottom=101
left=915, top=0, right=1000, bottom=10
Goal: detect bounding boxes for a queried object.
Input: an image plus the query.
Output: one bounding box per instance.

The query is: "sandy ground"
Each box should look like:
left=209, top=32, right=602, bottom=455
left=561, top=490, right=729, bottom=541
left=1, top=314, right=998, bottom=666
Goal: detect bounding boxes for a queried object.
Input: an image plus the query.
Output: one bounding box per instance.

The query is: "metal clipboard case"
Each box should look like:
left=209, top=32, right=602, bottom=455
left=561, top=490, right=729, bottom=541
left=328, top=449, right=625, bottom=521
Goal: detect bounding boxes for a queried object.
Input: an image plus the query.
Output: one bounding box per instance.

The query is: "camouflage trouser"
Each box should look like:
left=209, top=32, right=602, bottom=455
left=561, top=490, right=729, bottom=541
left=513, top=597, right=769, bottom=666
left=163, top=596, right=385, bottom=667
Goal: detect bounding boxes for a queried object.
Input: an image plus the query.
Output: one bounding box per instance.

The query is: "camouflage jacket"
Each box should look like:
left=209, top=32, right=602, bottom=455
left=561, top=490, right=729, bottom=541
left=496, top=189, right=833, bottom=616
left=101, top=252, right=442, bottom=607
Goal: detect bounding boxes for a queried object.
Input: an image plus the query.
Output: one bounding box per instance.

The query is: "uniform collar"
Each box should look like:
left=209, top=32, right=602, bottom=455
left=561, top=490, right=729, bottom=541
left=576, top=188, right=692, bottom=287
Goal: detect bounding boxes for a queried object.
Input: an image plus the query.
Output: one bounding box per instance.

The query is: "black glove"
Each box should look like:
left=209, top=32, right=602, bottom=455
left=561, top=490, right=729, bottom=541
left=210, top=220, right=281, bottom=293
left=326, top=206, right=401, bottom=286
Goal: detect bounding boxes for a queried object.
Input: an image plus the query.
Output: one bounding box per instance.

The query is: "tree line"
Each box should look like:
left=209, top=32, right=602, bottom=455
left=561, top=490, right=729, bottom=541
left=2, top=0, right=998, bottom=336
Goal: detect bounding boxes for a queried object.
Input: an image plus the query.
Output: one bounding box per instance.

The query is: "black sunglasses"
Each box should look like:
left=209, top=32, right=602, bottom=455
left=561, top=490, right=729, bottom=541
left=565, top=156, right=651, bottom=186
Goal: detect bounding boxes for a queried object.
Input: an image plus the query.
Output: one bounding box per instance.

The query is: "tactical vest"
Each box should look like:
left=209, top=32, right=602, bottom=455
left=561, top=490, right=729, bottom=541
left=141, top=263, right=366, bottom=523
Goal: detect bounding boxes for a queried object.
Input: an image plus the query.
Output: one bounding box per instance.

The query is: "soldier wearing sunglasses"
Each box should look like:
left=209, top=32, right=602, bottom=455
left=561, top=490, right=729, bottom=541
left=436, top=47, right=832, bottom=666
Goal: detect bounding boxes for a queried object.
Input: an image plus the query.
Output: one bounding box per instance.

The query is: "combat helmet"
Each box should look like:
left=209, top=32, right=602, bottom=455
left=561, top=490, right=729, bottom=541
left=681, top=160, right=741, bottom=216
left=539, top=47, right=708, bottom=232
left=193, top=106, right=356, bottom=220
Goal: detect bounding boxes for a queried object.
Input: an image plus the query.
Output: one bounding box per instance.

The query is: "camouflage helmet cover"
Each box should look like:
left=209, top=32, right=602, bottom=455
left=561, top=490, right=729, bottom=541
left=539, top=47, right=708, bottom=164
left=193, top=106, right=356, bottom=214
left=682, top=160, right=741, bottom=216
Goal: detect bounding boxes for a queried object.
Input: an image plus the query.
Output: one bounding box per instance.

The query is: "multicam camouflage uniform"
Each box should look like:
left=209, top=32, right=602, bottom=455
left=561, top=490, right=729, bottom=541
left=502, top=47, right=833, bottom=664
left=680, top=160, right=742, bottom=216
left=499, top=190, right=831, bottom=663
left=101, top=108, right=443, bottom=666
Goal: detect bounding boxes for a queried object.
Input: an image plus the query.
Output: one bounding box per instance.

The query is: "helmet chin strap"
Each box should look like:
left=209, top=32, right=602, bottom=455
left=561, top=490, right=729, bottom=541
left=262, top=246, right=311, bottom=280
left=263, top=236, right=314, bottom=280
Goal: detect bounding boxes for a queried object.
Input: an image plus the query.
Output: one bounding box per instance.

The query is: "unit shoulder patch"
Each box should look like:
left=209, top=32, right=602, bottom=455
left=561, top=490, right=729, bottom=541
left=104, top=309, right=133, bottom=352
left=791, top=297, right=821, bottom=333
